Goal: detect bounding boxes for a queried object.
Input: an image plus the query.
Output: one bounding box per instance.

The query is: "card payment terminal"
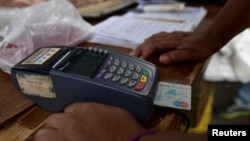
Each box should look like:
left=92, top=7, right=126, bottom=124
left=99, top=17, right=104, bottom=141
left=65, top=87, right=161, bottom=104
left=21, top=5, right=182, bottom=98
left=11, top=46, right=160, bottom=121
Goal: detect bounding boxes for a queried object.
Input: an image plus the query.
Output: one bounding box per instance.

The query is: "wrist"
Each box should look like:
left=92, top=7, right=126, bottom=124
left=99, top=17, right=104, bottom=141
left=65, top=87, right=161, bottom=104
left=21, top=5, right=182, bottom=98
left=202, top=29, right=226, bottom=53
left=131, top=129, right=155, bottom=141
left=114, top=124, right=145, bottom=141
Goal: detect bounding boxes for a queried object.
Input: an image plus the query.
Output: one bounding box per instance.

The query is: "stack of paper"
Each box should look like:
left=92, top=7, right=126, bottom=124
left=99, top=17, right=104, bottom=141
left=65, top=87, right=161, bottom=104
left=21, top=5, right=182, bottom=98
left=136, top=0, right=185, bottom=12
left=136, top=0, right=179, bottom=6
left=88, top=6, right=207, bottom=49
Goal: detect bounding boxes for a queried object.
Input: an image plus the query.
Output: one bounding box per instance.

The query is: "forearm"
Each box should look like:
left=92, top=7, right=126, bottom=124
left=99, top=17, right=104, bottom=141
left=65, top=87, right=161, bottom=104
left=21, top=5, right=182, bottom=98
left=205, top=0, right=250, bottom=51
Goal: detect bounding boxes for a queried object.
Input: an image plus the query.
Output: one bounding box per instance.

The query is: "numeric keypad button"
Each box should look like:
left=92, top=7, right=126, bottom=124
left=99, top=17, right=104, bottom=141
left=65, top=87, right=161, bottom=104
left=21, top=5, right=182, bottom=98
left=120, top=78, right=129, bottom=85
left=112, top=75, right=121, bottom=82
left=124, top=70, right=132, bottom=77
left=104, top=73, right=113, bottom=80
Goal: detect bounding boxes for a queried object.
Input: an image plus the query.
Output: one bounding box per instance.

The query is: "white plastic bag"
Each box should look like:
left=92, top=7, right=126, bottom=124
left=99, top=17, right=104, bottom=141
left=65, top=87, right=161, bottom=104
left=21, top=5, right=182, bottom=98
left=0, top=0, right=93, bottom=74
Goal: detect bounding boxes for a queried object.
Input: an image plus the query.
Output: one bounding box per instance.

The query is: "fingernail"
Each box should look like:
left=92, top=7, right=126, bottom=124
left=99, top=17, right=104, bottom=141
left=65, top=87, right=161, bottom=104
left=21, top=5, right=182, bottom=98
left=160, top=56, right=170, bottom=64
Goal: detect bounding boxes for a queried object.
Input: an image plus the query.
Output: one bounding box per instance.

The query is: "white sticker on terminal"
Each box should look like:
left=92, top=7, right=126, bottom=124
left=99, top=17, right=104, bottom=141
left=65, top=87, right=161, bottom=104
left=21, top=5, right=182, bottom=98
left=16, top=73, right=56, bottom=98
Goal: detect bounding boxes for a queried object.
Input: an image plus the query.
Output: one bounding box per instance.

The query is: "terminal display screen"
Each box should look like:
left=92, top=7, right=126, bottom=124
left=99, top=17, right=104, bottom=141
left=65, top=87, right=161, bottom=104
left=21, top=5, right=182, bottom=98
left=68, top=53, right=106, bottom=78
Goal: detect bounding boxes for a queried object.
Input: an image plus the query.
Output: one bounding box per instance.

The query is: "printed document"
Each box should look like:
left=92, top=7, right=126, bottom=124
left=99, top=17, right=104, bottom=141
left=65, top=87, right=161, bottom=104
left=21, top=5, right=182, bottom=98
left=88, top=6, right=207, bottom=49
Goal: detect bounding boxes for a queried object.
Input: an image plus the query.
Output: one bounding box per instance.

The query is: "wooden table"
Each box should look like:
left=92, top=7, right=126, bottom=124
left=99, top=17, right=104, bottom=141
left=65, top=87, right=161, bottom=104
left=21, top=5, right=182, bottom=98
left=0, top=3, right=222, bottom=141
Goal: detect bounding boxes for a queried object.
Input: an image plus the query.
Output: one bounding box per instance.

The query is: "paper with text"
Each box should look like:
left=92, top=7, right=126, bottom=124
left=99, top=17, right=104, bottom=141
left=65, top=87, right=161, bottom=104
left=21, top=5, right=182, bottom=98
left=88, top=6, right=207, bottom=49
left=89, top=16, right=193, bottom=48
left=124, top=6, right=207, bottom=27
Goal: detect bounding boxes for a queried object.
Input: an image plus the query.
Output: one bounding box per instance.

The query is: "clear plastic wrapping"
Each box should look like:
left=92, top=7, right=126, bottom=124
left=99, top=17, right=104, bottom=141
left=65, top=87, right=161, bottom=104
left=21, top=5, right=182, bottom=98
left=0, top=0, right=93, bottom=74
